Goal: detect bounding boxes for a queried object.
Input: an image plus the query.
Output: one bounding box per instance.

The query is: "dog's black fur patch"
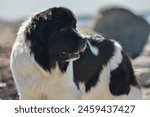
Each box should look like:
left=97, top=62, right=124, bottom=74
left=109, top=51, right=139, bottom=95
left=73, top=34, right=115, bottom=92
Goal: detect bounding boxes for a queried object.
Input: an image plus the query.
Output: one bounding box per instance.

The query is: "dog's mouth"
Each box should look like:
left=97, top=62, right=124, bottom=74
left=61, top=52, right=80, bottom=62
left=60, top=45, right=86, bottom=62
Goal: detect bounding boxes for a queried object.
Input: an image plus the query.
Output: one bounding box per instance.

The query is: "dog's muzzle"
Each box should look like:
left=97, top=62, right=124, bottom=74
left=60, top=44, right=86, bottom=62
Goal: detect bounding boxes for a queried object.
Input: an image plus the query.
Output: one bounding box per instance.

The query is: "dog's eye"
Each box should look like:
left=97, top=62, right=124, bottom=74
left=59, top=28, right=67, bottom=33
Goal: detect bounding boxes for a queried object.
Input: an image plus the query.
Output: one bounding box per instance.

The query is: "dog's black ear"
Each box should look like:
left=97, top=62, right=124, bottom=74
left=109, top=51, right=138, bottom=96
left=25, top=11, right=54, bottom=71
left=25, top=11, right=52, bottom=45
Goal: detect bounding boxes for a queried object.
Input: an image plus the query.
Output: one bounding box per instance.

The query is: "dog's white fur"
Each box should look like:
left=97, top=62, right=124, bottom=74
left=10, top=19, right=81, bottom=100
left=87, top=40, right=99, bottom=56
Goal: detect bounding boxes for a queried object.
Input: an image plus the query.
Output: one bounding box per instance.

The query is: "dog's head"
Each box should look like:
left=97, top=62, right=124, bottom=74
left=25, top=7, right=86, bottom=71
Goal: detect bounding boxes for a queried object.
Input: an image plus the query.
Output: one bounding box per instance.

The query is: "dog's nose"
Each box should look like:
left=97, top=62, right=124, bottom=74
left=72, top=29, right=87, bottom=45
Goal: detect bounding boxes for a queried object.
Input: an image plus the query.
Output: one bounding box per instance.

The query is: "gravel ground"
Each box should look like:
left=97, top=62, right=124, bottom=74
left=0, top=47, right=19, bottom=99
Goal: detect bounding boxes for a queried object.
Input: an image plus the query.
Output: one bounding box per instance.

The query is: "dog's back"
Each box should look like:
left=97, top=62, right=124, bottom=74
left=73, top=34, right=142, bottom=99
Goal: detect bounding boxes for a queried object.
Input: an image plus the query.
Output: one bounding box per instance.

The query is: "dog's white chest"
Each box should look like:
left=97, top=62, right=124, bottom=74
left=10, top=45, right=81, bottom=100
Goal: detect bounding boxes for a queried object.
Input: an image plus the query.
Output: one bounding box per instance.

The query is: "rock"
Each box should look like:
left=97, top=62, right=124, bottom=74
left=142, top=88, right=150, bottom=99
left=133, top=56, right=150, bottom=68
left=141, top=35, right=150, bottom=56
left=133, top=36, right=150, bottom=69
left=135, top=68, right=150, bottom=88
left=92, top=6, right=150, bottom=57
left=133, top=35, right=150, bottom=91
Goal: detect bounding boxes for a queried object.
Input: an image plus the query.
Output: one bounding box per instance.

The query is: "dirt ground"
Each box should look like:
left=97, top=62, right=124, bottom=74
left=0, top=21, right=20, bottom=99
left=0, top=47, right=19, bottom=99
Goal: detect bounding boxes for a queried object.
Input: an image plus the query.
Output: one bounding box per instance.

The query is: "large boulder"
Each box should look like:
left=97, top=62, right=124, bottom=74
left=92, top=7, right=150, bottom=57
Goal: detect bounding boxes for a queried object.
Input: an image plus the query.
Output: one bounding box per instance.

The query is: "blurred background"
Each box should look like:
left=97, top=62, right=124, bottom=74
left=0, top=0, right=150, bottom=99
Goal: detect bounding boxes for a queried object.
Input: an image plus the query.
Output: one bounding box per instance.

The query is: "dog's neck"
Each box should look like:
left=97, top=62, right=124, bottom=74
left=57, top=61, right=69, bottom=73
left=43, top=60, right=69, bottom=74
left=47, top=57, right=70, bottom=73
left=32, top=55, right=70, bottom=78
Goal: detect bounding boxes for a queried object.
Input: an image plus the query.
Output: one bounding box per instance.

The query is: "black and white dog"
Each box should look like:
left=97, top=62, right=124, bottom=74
left=10, top=7, right=142, bottom=99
